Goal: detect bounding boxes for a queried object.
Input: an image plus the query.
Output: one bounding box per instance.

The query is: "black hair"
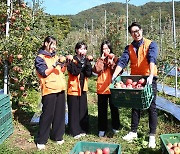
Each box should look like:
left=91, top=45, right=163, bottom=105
left=75, top=41, right=87, bottom=53
left=41, top=36, right=57, bottom=50
left=100, top=40, right=113, bottom=55
left=128, top=22, right=142, bottom=34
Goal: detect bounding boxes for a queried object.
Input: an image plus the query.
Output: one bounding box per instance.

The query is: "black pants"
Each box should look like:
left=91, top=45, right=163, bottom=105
left=37, top=91, right=65, bottom=144
left=67, top=92, right=89, bottom=136
left=98, top=94, right=120, bottom=131
left=131, top=79, right=157, bottom=135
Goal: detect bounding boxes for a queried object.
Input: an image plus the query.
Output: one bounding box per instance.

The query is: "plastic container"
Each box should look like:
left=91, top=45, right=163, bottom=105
left=0, top=94, right=13, bottom=144
left=70, top=141, right=121, bottom=154
left=109, top=75, right=154, bottom=109
left=160, top=133, right=180, bottom=154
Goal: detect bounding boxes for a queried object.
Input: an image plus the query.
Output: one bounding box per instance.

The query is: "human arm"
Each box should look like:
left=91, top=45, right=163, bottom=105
left=35, top=56, right=56, bottom=77
left=67, top=58, right=82, bottom=76
left=83, top=58, right=92, bottom=77
left=112, top=46, right=130, bottom=81
left=147, top=41, right=158, bottom=84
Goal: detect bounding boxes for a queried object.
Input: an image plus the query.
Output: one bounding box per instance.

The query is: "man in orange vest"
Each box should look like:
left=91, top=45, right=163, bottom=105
left=112, top=22, right=158, bottom=148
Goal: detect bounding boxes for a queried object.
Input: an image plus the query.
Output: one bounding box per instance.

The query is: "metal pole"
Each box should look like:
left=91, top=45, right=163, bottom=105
left=126, top=0, right=129, bottom=45
left=4, top=0, right=11, bottom=95
left=104, top=10, right=107, bottom=36
left=172, top=0, right=177, bottom=97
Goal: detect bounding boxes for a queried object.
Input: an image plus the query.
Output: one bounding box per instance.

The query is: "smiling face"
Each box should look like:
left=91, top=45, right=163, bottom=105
left=130, top=26, right=143, bottom=42
left=45, top=40, right=56, bottom=53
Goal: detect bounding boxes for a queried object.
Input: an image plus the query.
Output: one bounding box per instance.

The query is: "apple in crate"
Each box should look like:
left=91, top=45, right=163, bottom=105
left=126, top=78, right=133, bottom=85
left=132, top=81, right=137, bottom=88
left=96, top=148, right=103, bottom=154
left=174, top=146, right=180, bottom=154
left=138, top=78, right=146, bottom=86
left=102, top=147, right=110, bottom=154
left=126, top=84, right=133, bottom=89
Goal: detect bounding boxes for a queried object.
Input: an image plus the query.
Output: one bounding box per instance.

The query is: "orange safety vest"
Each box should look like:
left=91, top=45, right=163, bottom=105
left=128, top=38, right=157, bottom=76
left=37, top=54, right=66, bottom=96
left=97, top=68, right=112, bottom=94
left=67, top=72, right=88, bottom=96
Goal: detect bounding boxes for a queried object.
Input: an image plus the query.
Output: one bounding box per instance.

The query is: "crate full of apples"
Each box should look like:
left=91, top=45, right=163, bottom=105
left=70, top=141, right=121, bottom=154
left=160, top=133, right=180, bottom=154
left=109, top=75, right=154, bottom=109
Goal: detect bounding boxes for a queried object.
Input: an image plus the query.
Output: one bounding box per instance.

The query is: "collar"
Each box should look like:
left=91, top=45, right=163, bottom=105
left=38, top=49, right=56, bottom=57
left=132, top=38, right=144, bottom=48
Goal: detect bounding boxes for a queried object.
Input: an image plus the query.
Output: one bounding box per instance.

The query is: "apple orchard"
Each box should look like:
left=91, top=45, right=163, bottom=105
left=0, top=1, right=70, bottom=105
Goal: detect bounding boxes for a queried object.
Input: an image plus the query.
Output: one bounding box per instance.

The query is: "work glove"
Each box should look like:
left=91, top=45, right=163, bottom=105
left=146, top=74, right=153, bottom=85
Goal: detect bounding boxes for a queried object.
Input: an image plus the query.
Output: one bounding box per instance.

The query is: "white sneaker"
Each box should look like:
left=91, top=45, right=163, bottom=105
left=148, top=135, right=156, bottom=148
left=122, top=132, right=137, bottom=142
left=113, top=129, right=119, bottom=134
left=74, top=134, right=82, bottom=139
left=37, top=143, right=45, bottom=150
left=98, top=131, right=105, bottom=137
left=57, top=140, right=64, bottom=145
left=80, top=133, right=86, bottom=137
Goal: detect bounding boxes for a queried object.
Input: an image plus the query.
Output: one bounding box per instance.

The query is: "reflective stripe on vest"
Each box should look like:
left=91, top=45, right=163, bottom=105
left=128, top=38, right=157, bottom=76
left=37, top=54, right=66, bottom=96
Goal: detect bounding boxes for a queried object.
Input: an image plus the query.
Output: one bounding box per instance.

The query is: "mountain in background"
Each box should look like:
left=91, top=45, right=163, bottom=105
left=60, top=1, right=180, bottom=30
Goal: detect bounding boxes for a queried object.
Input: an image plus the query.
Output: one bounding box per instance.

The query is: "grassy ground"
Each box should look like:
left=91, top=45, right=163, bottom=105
left=0, top=76, right=179, bottom=154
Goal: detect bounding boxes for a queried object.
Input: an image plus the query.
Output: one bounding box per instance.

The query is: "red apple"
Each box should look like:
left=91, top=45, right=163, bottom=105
left=125, top=78, right=133, bottom=85
left=96, top=148, right=103, bottom=154
left=78, top=152, right=84, bottom=154
left=169, top=149, right=175, bottom=154
left=138, top=78, right=146, bottom=86
left=84, top=151, right=91, bottom=154
left=21, top=3, right=26, bottom=8
left=17, top=54, right=23, bottom=60
left=177, top=67, right=180, bottom=72
left=121, top=84, right=126, bottom=88
left=132, top=81, right=137, bottom=88
left=167, top=143, right=173, bottom=149
left=174, top=146, right=180, bottom=154
left=102, top=147, right=110, bottom=154
left=136, top=84, right=143, bottom=89
left=25, top=26, right=30, bottom=31
left=13, top=9, right=20, bottom=15
left=126, top=84, right=133, bottom=89
left=20, top=86, right=25, bottom=91
left=11, top=16, right=16, bottom=22
left=91, top=152, right=95, bottom=154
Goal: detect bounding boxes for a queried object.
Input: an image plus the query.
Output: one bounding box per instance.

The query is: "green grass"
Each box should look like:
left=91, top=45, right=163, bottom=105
left=0, top=76, right=179, bottom=153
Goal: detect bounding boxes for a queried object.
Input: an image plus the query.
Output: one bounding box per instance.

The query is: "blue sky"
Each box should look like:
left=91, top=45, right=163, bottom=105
left=24, top=0, right=176, bottom=15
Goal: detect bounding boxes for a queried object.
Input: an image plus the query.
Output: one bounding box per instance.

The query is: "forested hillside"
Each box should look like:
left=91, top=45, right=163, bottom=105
left=62, top=2, right=180, bottom=30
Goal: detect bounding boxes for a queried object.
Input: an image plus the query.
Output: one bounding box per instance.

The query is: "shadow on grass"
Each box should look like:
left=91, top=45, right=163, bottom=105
left=139, top=148, right=161, bottom=154
left=12, top=104, right=38, bottom=143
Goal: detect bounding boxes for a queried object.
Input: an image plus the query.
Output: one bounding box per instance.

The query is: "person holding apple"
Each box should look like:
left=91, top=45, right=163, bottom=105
left=66, top=41, right=92, bottom=139
left=112, top=22, right=158, bottom=148
left=93, top=40, right=120, bottom=137
left=35, top=36, right=66, bottom=150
